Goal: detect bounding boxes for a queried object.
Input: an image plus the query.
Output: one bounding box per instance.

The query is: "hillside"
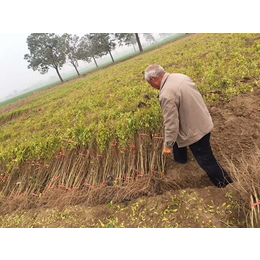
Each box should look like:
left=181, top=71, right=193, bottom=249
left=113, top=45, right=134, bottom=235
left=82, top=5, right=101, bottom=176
left=0, top=33, right=260, bottom=227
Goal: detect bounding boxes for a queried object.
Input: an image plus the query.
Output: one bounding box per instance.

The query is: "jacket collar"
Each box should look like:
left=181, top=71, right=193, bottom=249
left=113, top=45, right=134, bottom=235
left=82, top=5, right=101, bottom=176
left=160, top=73, right=170, bottom=90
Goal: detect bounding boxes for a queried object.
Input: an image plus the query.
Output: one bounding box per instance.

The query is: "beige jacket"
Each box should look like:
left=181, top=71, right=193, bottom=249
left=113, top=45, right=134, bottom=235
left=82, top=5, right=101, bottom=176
left=159, top=73, right=213, bottom=149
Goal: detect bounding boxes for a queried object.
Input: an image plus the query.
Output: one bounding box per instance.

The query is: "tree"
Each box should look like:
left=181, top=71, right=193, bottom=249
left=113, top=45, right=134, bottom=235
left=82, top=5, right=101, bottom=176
left=135, top=33, right=143, bottom=52
left=129, top=36, right=138, bottom=51
left=90, top=33, right=116, bottom=63
left=159, top=33, right=173, bottom=40
left=143, top=33, right=156, bottom=45
left=114, top=33, right=137, bottom=51
left=77, top=35, right=93, bottom=66
left=24, top=33, right=66, bottom=82
left=78, top=34, right=104, bottom=68
left=61, top=33, right=82, bottom=76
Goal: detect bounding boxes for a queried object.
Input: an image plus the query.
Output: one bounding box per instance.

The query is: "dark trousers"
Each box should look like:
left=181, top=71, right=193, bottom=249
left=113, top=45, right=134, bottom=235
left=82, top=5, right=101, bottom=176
left=173, top=133, right=233, bottom=188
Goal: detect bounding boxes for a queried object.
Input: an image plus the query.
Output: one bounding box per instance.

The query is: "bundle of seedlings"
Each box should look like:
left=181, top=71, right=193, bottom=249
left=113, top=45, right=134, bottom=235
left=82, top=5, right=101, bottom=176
left=0, top=129, right=181, bottom=204
left=226, top=145, right=260, bottom=228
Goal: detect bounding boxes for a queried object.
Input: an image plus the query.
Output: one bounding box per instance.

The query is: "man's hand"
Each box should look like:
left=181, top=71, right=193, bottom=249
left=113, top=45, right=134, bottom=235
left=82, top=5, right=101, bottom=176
left=164, top=147, right=172, bottom=155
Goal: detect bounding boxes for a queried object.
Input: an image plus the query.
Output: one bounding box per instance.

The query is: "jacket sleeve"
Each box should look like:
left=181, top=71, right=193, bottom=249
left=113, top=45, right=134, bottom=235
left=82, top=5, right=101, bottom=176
left=160, top=96, right=179, bottom=149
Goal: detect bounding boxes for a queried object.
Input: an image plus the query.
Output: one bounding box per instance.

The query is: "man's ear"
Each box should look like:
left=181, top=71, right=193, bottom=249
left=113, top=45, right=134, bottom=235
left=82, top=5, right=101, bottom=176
left=150, top=77, right=155, bottom=83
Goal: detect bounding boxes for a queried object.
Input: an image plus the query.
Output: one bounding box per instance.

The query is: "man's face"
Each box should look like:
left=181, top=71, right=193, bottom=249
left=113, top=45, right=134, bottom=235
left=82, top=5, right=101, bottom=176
left=148, top=77, right=161, bottom=90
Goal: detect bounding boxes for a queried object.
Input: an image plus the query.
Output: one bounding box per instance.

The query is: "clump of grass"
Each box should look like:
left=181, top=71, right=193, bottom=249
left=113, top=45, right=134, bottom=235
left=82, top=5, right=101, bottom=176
left=226, top=144, right=260, bottom=227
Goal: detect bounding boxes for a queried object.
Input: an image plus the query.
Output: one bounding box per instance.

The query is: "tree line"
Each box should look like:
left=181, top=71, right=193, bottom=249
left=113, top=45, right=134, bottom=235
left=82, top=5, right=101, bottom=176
left=24, top=33, right=164, bottom=82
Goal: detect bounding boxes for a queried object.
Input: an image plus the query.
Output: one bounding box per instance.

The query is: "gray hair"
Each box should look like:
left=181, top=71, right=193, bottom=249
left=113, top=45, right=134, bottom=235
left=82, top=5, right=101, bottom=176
left=144, top=64, right=165, bottom=82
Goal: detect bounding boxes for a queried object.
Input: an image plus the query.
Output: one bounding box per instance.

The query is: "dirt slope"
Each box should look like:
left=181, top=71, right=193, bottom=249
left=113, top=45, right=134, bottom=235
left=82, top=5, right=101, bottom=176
left=165, top=87, right=260, bottom=186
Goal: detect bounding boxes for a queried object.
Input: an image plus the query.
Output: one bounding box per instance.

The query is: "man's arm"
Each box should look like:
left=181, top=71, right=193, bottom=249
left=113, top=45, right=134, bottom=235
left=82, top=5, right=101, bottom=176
left=160, top=96, right=179, bottom=150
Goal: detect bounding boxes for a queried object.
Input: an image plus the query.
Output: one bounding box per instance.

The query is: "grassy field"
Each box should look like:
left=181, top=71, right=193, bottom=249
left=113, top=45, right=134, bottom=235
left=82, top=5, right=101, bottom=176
left=1, top=33, right=260, bottom=227
left=0, top=82, right=61, bottom=108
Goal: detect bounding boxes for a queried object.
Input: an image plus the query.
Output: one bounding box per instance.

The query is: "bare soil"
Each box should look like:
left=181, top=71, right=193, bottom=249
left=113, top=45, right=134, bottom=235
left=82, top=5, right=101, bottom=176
left=165, top=87, right=260, bottom=188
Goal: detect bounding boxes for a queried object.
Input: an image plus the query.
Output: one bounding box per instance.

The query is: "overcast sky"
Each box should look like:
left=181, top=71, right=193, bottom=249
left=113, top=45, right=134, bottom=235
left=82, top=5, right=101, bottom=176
left=0, top=33, right=46, bottom=99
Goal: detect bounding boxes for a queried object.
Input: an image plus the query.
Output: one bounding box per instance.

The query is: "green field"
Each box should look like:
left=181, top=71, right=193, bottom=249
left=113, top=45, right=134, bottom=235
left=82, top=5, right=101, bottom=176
left=1, top=34, right=259, bottom=168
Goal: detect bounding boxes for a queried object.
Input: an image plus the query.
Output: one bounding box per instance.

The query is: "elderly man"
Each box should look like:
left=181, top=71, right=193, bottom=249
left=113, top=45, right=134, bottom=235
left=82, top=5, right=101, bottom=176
left=144, top=64, right=233, bottom=188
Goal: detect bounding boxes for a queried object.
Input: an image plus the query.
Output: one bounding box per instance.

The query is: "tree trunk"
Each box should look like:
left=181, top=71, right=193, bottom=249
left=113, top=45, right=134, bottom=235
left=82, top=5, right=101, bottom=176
left=108, top=50, right=114, bottom=63
left=72, top=62, right=80, bottom=76
left=92, top=56, right=98, bottom=67
left=132, top=44, right=136, bottom=52
left=54, top=66, right=63, bottom=82
left=135, top=33, right=143, bottom=52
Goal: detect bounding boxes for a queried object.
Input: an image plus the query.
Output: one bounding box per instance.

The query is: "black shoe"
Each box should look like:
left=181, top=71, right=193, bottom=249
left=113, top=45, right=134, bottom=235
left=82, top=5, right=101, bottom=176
left=173, top=154, right=187, bottom=164
left=174, top=159, right=187, bottom=164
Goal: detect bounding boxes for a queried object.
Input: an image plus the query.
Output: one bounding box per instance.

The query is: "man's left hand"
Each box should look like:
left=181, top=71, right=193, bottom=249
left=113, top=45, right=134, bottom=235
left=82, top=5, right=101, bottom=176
left=164, top=147, right=172, bottom=155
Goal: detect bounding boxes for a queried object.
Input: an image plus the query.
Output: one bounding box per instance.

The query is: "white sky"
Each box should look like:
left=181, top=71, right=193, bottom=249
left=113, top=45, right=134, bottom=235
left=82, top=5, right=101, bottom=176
left=0, top=32, right=90, bottom=100
left=0, top=33, right=45, bottom=99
